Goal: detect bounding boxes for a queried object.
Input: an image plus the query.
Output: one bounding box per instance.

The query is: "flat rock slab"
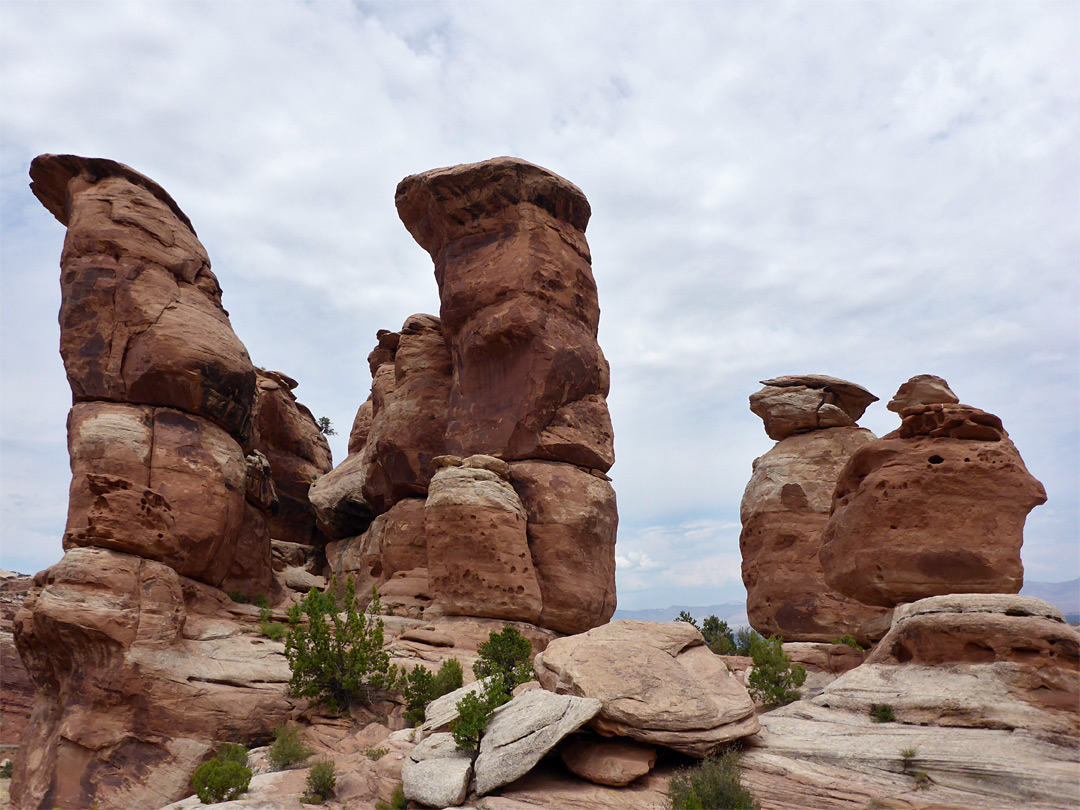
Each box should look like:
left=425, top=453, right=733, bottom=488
left=403, top=732, right=473, bottom=808
left=473, top=689, right=602, bottom=795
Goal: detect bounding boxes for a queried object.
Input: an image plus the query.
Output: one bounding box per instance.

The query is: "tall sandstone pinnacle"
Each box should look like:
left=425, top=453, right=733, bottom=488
left=13, top=155, right=324, bottom=810
left=820, top=376, right=1047, bottom=607
left=319, top=157, right=618, bottom=634
left=740, top=375, right=889, bottom=643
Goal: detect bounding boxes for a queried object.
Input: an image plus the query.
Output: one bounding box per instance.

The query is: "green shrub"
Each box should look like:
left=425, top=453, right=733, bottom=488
left=899, top=746, right=918, bottom=773
left=473, top=625, right=532, bottom=694
left=374, top=783, right=407, bottom=810
left=733, top=627, right=764, bottom=656
left=303, top=758, right=336, bottom=803
left=227, top=590, right=249, bottom=604
left=832, top=634, right=865, bottom=651
left=267, top=723, right=313, bottom=771
left=747, top=636, right=806, bottom=707
left=252, top=594, right=270, bottom=609
left=402, top=657, right=466, bottom=726
left=676, top=610, right=699, bottom=628
left=191, top=744, right=252, bottom=804
left=451, top=682, right=508, bottom=753
left=870, top=703, right=895, bottom=723
left=0, top=759, right=12, bottom=779
left=434, top=657, right=464, bottom=695
left=284, top=576, right=398, bottom=712
left=363, top=747, right=389, bottom=761
left=317, top=416, right=337, bottom=436
left=667, top=749, right=760, bottom=810
left=261, top=619, right=287, bottom=640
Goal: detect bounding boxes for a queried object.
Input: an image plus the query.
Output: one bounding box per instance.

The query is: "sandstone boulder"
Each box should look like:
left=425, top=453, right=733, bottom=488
left=426, top=456, right=543, bottom=623
left=534, top=621, right=759, bottom=757
left=887, top=373, right=959, bottom=413
left=402, top=732, right=473, bottom=808
left=325, top=497, right=427, bottom=597
left=308, top=451, right=373, bottom=540
left=509, top=461, right=617, bottom=634
left=559, top=737, right=658, bottom=786
left=813, top=594, right=1079, bottom=735
left=740, top=424, right=887, bottom=642
left=473, top=689, right=603, bottom=796
left=30, top=154, right=257, bottom=446
left=820, top=401, right=1047, bottom=606
left=396, top=157, right=612, bottom=468
left=749, top=375, right=878, bottom=441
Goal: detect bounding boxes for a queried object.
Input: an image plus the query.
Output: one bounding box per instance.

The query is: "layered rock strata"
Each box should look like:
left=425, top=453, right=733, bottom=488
left=15, top=155, right=318, bottom=810
left=740, top=375, right=887, bottom=642
left=820, top=384, right=1047, bottom=606
left=318, top=158, right=618, bottom=634
left=534, top=621, right=759, bottom=757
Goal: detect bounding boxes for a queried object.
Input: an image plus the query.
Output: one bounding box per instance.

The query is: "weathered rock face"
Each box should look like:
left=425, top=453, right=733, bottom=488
left=749, top=375, right=878, bottom=441
left=0, top=572, right=34, bottom=748
left=396, top=157, right=613, bottom=469
left=30, top=154, right=257, bottom=447
left=11, top=548, right=297, bottom=810
left=316, top=158, right=618, bottom=635
left=741, top=377, right=887, bottom=642
left=814, top=594, right=1079, bottom=735
left=560, top=737, right=658, bottom=787
left=16, top=155, right=325, bottom=810
left=887, top=373, right=958, bottom=413
left=325, top=497, right=428, bottom=598
left=509, top=461, right=617, bottom=635
left=253, top=369, right=332, bottom=546
left=534, top=621, right=759, bottom=757
left=426, top=456, right=544, bottom=624
left=820, top=400, right=1047, bottom=607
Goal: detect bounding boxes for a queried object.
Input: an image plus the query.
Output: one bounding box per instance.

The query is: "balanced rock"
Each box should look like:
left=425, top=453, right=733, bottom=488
left=887, top=373, right=958, bottom=413
left=741, top=376, right=887, bottom=642
left=534, top=621, right=759, bottom=757
left=749, top=375, right=878, bottom=441
left=820, top=393, right=1047, bottom=607
left=813, top=594, right=1079, bottom=735
left=426, top=456, right=543, bottom=623
left=396, top=157, right=613, bottom=469
left=473, top=689, right=603, bottom=796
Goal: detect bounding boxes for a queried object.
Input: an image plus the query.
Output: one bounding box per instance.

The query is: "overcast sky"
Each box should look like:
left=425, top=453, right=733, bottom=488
left=2, top=1, right=1077, bottom=611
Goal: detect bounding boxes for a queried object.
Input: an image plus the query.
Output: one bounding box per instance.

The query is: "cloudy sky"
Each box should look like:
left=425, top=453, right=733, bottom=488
left=2, top=1, right=1077, bottom=611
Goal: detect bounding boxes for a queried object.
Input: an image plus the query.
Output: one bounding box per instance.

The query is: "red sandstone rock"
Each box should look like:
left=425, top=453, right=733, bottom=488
left=360, top=314, right=452, bottom=514
left=254, top=368, right=332, bottom=546
left=886, top=373, right=958, bottom=413
left=820, top=403, right=1047, bottom=607
left=30, top=154, right=257, bottom=446
left=740, top=426, right=887, bottom=643
left=749, top=375, right=878, bottom=441
left=11, top=548, right=297, bottom=810
left=325, top=497, right=428, bottom=597
left=396, top=158, right=612, bottom=468
left=0, top=572, right=34, bottom=748
left=560, top=737, right=657, bottom=786
left=426, top=455, right=543, bottom=623
left=509, top=461, right=617, bottom=634
left=63, top=402, right=248, bottom=587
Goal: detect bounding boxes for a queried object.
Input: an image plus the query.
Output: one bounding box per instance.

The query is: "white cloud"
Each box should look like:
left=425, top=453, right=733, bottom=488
left=1, top=1, right=1076, bottom=612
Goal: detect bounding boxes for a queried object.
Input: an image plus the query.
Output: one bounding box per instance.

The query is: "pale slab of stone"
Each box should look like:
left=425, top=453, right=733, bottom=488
left=473, top=690, right=602, bottom=795
left=402, top=732, right=473, bottom=808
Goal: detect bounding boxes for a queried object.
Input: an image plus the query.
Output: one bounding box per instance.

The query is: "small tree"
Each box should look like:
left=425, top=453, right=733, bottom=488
left=473, top=625, right=532, bottom=695
left=191, top=744, right=252, bottom=804
left=285, top=577, right=398, bottom=712
left=267, top=723, right=314, bottom=770
left=747, top=636, right=806, bottom=707
left=304, top=758, right=337, bottom=803
left=317, top=416, right=337, bottom=436
left=402, top=658, right=465, bottom=727
left=451, top=681, right=509, bottom=753
left=676, top=610, right=699, bottom=628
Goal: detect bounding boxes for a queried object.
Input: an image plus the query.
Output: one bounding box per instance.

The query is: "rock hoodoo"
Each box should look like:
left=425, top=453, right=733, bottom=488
left=317, top=157, right=618, bottom=635
left=820, top=378, right=1047, bottom=607
left=740, top=375, right=888, bottom=642
left=14, top=155, right=323, bottom=810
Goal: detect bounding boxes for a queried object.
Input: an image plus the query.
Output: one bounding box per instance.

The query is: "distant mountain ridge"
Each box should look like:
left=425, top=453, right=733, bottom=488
left=615, top=579, right=1080, bottom=627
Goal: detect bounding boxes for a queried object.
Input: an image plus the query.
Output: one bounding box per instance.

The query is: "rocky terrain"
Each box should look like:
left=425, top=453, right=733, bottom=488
left=5, top=156, right=1076, bottom=810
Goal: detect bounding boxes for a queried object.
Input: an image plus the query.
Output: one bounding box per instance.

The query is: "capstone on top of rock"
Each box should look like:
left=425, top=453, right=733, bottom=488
left=751, top=375, right=877, bottom=441
left=887, top=374, right=959, bottom=413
